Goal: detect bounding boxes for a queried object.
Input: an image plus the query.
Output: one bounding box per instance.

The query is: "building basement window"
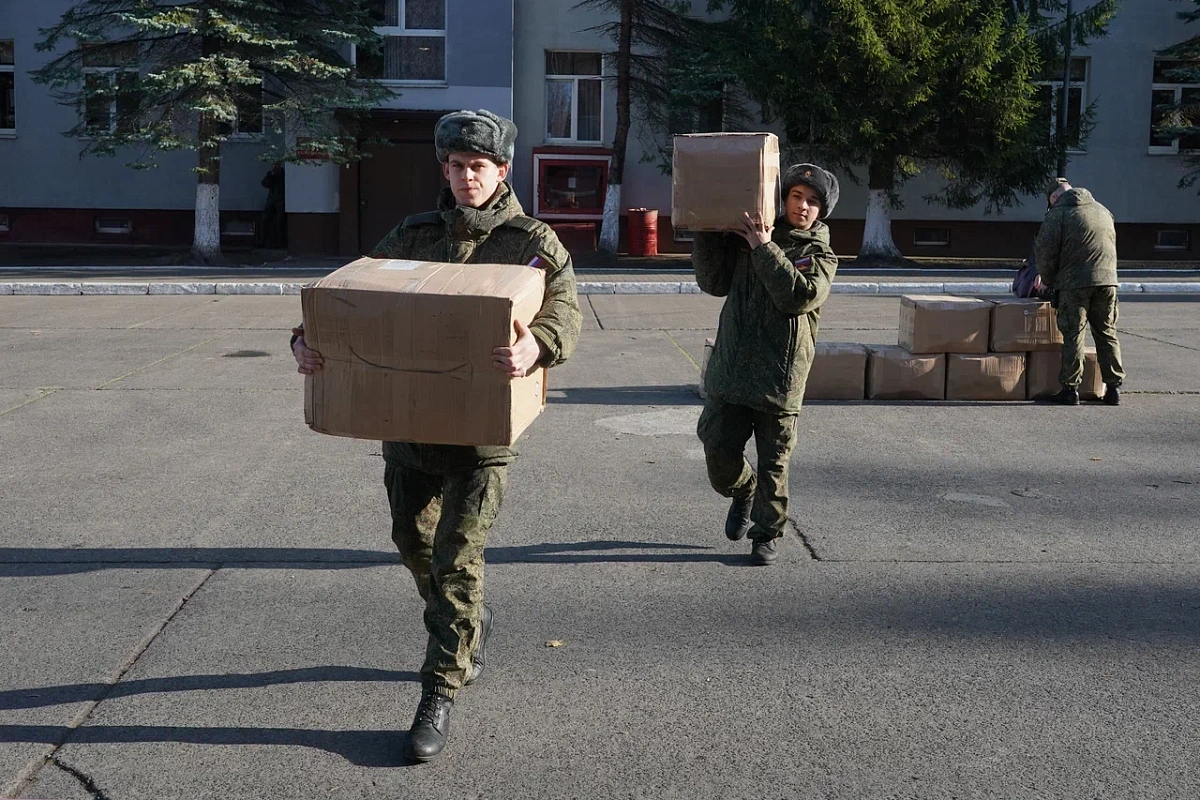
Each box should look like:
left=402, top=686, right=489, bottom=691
left=95, top=217, right=133, bottom=235
left=1155, top=230, right=1190, bottom=251
left=913, top=227, right=951, bottom=247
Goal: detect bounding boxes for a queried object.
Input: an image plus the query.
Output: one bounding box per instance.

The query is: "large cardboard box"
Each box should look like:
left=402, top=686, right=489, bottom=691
left=698, top=337, right=715, bottom=398
left=1026, top=348, right=1105, bottom=400
left=898, top=295, right=993, bottom=354
left=805, top=342, right=868, bottom=400
left=946, top=353, right=1026, bottom=401
left=671, top=133, right=780, bottom=232
left=866, top=345, right=946, bottom=400
left=301, top=257, right=547, bottom=446
left=990, top=299, right=1063, bottom=352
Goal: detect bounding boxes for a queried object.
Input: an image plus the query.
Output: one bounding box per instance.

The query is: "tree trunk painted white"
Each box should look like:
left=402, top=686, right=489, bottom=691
left=193, top=182, right=221, bottom=261
left=859, top=188, right=902, bottom=260
left=599, top=181, right=622, bottom=255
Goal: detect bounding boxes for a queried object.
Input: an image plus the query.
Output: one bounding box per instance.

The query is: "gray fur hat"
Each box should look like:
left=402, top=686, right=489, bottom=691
left=782, top=163, right=840, bottom=218
left=434, top=109, right=517, bottom=164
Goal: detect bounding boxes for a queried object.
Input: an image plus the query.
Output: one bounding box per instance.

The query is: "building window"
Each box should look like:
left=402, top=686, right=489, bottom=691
left=359, top=0, right=446, bottom=83
left=1036, top=57, right=1088, bottom=152
left=0, top=213, right=9, bottom=233
left=1155, top=230, right=1190, bottom=251
left=1, top=40, right=16, bottom=133
left=1150, top=59, right=1200, bottom=154
left=218, top=81, right=264, bottom=137
left=545, top=52, right=602, bottom=144
left=94, top=217, right=132, bottom=235
left=913, top=227, right=951, bottom=247
left=82, top=42, right=141, bottom=134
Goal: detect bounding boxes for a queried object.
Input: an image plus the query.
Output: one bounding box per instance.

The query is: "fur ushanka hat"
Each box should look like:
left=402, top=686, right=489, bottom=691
left=434, top=109, right=517, bottom=165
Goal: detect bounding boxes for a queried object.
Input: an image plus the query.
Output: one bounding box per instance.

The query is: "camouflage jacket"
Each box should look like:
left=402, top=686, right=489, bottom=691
left=1033, top=188, right=1118, bottom=291
left=693, top=220, right=838, bottom=414
left=372, top=182, right=582, bottom=470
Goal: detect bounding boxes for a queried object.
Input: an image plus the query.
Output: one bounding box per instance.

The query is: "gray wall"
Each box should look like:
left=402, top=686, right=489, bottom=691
left=0, top=0, right=273, bottom=211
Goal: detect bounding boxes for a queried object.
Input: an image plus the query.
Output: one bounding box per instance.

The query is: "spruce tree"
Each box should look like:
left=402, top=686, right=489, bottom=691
left=34, top=1, right=393, bottom=261
left=709, top=0, right=1118, bottom=264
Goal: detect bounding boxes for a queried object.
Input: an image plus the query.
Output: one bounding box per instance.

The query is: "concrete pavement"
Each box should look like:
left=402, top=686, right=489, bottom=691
left=1, top=291, right=1198, bottom=799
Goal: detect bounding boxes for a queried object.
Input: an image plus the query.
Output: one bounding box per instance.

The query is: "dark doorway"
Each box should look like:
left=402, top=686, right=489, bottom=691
left=357, top=114, right=446, bottom=253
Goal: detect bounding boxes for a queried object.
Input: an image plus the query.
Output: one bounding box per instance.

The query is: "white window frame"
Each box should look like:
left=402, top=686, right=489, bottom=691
left=81, top=43, right=140, bottom=136
left=913, top=227, right=951, bottom=248
left=545, top=51, right=603, bottom=145
left=0, top=40, right=14, bottom=137
left=353, top=0, right=447, bottom=86
left=220, top=81, right=266, bottom=140
left=1149, top=58, right=1200, bottom=155
left=1154, top=230, right=1190, bottom=251
left=1036, top=57, right=1089, bottom=154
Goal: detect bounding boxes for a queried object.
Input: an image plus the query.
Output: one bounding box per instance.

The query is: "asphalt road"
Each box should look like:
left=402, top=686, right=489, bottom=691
left=1, top=292, right=1197, bottom=799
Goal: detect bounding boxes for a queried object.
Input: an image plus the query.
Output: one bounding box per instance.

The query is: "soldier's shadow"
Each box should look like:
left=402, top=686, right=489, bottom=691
left=485, top=539, right=750, bottom=567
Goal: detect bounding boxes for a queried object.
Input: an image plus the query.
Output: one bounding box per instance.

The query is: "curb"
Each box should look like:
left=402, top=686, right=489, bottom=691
left=2, top=281, right=1200, bottom=297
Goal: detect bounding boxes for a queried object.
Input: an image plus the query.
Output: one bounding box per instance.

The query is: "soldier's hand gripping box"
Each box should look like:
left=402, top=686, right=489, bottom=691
left=671, top=133, right=780, bottom=232
left=301, top=257, right=546, bottom=446
left=866, top=345, right=946, bottom=400
left=898, top=295, right=993, bottom=354
left=805, top=342, right=868, bottom=400
left=990, top=298, right=1063, bottom=352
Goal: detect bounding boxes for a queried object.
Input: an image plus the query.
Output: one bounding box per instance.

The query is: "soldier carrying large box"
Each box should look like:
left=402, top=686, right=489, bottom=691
left=291, top=110, right=582, bottom=762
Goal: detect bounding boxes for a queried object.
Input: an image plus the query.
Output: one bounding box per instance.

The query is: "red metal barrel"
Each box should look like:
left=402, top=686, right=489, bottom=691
left=626, top=208, right=659, bottom=257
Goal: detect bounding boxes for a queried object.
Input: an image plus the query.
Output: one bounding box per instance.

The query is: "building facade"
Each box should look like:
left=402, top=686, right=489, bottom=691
left=1, top=0, right=1197, bottom=259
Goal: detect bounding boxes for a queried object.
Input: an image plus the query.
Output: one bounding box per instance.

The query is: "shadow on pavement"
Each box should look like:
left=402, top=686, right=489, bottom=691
left=0, top=666, right=418, bottom=712
left=486, top=539, right=748, bottom=567
left=546, top=386, right=701, bottom=405
left=0, top=724, right=410, bottom=768
left=0, top=547, right=398, bottom=576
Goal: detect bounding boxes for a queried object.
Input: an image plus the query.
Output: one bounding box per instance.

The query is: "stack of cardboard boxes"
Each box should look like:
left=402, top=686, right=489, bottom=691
left=702, top=295, right=1105, bottom=402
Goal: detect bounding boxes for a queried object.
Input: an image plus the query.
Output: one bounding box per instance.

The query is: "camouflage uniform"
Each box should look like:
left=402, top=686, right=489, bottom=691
left=1033, top=188, right=1125, bottom=390
left=693, top=221, right=838, bottom=540
left=373, top=183, right=581, bottom=698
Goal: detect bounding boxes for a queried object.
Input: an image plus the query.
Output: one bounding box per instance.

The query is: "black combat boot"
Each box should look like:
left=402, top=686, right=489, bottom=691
left=1046, top=387, right=1079, bottom=405
left=750, top=537, right=779, bottom=566
left=405, top=689, right=453, bottom=762
left=1103, top=385, right=1120, bottom=406
left=725, top=495, right=753, bottom=541
left=464, top=603, right=493, bottom=687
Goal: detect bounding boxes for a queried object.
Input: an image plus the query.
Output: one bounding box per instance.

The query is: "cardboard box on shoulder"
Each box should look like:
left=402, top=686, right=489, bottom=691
left=699, top=337, right=715, bottom=398
left=990, top=299, right=1063, bottom=352
left=301, top=257, right=547, bottom=446
left=898, top=295, right=993, bottom=354
left=672, top=133, right=780, bottom=232
left=1026, top=348, right=1105, bottom=400
left=866, top=345, right=946, bottom=400
left=805, top=342, right=868, bottom=400
left=946, top=353, right=1026, bottom=401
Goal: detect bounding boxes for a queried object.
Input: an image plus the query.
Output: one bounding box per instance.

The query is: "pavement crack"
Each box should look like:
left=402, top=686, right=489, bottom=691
left=51, top=756, right=113, bottom=800
left=3, top=569, right=218, bottom=798
left=0, top=388, right=60, bottom=418
left=586, top=294, right=606, bottom=330
left=1119, top=330, right=1200, bottom=352
left=662, top=330, right=700, bottom=372
left=788, top=518, right=821, bottom=561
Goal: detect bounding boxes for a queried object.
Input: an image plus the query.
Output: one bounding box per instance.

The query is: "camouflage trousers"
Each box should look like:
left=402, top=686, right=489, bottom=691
left=697, top=399, right=799, bottom=541
left=384, top=458, right=507, bottom=699
left=1057, top=286, right=1125, bottom=390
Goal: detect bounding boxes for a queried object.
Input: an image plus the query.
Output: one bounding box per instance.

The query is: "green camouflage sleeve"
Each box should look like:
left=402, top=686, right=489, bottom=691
left=1033, top=211, right=1062, bottom=289
left=692, top=233, right=739, bottom=297
left=369, top=225, right=405, bottom=258
left=525, top=233, right=582, bottom=368
left=750, top=240, right=838, bottom=315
